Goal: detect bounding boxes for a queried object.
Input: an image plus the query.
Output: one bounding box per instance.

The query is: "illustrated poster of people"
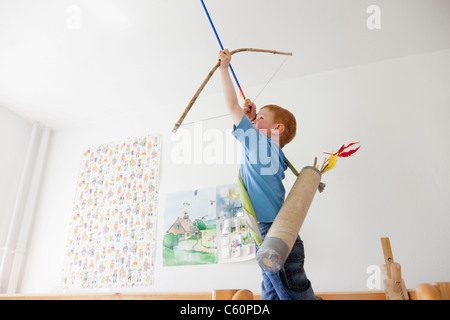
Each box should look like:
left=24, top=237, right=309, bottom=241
left=61, top=135, right=161, bottom=288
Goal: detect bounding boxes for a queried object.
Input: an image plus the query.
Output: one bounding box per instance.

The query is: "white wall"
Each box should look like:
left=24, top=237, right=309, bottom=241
left=0, top=107, right=32, bottom=256
left=0, top=107, right=33, bottom=246
left=0, top=106, right=33, bottom=290
left=19, top=49, right=450, bottom=294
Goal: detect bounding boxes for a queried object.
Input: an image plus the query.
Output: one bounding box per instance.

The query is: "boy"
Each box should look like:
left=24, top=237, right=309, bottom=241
left=219, top=49, right=321, bottom=300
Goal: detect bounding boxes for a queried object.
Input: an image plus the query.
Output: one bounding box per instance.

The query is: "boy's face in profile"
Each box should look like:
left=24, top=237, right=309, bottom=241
left=251, top=108, right=278, bottom=139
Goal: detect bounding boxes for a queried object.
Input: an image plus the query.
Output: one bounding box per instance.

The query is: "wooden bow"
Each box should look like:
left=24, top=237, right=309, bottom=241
left=172, top=48, right=293, bottom=133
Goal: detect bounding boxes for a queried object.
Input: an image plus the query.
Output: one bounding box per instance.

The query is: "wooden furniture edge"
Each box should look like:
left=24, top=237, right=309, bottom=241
left=0, top=290, right=390, bottom=300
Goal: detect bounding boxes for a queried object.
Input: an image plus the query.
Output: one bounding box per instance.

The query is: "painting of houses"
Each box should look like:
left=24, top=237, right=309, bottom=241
left=163, top=188, right=217, bottom=266
left=166, top=213, right=199, bottom=241
left=163, top=185, right=256, bottom=267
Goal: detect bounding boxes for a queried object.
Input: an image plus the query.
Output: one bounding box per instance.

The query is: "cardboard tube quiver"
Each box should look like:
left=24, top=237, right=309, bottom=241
left=256, top=166, right=321, bottom=272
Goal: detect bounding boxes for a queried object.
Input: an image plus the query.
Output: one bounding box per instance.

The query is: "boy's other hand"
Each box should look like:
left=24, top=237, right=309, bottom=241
left=218, top=49, right=231, bottom=70
left=243, top=99, right=257, bottom=120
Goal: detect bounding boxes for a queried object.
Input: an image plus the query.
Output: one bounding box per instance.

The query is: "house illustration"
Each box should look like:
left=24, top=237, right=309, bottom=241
left=166, top=213, right=199, bottom=240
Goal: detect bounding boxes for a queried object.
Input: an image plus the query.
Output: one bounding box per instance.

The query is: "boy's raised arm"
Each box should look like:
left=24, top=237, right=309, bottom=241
left=219, top=49, right=244, bottom=127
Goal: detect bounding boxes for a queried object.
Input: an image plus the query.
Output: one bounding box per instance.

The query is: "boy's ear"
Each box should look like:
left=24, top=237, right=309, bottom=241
left=272, top=124, right=285, bottom=136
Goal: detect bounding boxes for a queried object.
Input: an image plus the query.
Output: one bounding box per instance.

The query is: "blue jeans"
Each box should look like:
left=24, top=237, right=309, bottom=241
left=257, top=222, right=322, bottom=300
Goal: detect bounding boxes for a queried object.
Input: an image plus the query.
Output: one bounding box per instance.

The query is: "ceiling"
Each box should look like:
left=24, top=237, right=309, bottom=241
left=1, top=0, right=449, bottom=130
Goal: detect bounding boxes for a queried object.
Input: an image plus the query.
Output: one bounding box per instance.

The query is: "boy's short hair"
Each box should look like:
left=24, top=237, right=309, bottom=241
left=261, top=104, right=297, bottom=148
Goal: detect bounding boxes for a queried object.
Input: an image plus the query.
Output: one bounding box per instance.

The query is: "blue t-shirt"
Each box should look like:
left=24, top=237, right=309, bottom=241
left=232, top=115, right=288, bottom=223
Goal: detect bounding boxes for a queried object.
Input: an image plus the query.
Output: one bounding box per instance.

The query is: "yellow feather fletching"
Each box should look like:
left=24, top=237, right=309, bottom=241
left=325, top=153, right=338, bottom=172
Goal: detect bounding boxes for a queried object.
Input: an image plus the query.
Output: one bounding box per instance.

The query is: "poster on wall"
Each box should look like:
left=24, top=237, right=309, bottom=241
left=163, top=187, right=217, bottom=266
left=61, top=135, right=161, bottom=288
left=216, top=184, right=256, bottom=263
left=163, top=184, right=256, bottom=267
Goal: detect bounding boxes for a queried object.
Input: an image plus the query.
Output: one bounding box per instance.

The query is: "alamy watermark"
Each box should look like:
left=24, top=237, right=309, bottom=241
left=67, top=5, right=82, bottom=30
left=366, top=265, right=382, bottom=290
left=367, top=5, right=381, bottom=30
left=65, top=4, right=380, bottom=32
left=171, top=122, right=281, bottom=176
